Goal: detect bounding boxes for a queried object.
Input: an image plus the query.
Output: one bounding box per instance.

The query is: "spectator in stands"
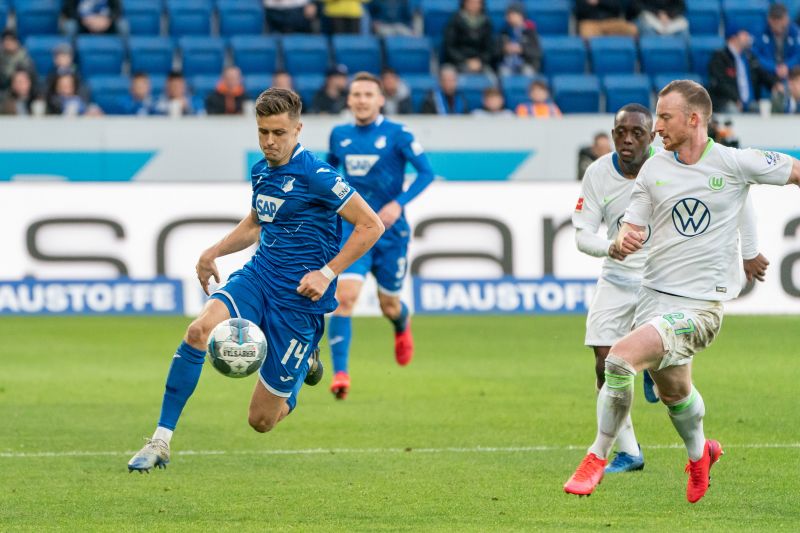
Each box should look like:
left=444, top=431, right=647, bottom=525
left=498, top=3, right=541, bottom=76
left=206, top=66, right=246, bottom=115
left=311, top=64, right=348, bottom=114
left=271, top=70, right=293, bottom=90
left=0, top=30, right=37, bottom=92
left=772, top=65, right=800, bottom=113
left=0, top=69, right=41, bottom=115
left=369, top=0, right=415, bottom=37
left=515, top=79, right=561, bottom=118
left=632, top=0, right=688, bottom=38
left=443, top=0, right=495, bottom=74
left=46, top=73, right=92, bottom=115
left=472, top=87, right=512, bottom=116
left=264, top=0, right=318, bottom=33
left=576, top=132, right=612, bottom=180
left=421, top=65, right=469, bottom=114
left=753, top=3, right=800, bottom=82
left=380, top=68, right=412, bottom=114
left=121, top=72, right=157, bottom=115
left=321, top=0, right=367, bottom=34
left=574, top=0, right=638, bottom=39
left=62, top=0, right=123, bottom=35
left=155, top=71, right=198, bottom=117
left=708, top=26, right=777, bottom=113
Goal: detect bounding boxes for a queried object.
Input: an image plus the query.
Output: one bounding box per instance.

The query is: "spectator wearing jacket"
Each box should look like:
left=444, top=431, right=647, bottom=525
left=443, top=0, right=495, bottom=74
left=753, top=3, right=800, bottom=81
left=498, top=3, right=541, bottom=76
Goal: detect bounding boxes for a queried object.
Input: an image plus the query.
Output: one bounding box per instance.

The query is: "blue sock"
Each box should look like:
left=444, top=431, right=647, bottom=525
left=390, top=302, right=409, bottom=333
left=157, top=341, right=206, bottom=431
left=328, top=316, right=352, bottom=374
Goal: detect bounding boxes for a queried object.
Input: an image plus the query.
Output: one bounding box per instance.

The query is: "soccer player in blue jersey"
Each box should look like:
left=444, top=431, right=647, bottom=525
left=127, top=88, right=384, bottom=472
left=325, top=72, right=435, bottom=400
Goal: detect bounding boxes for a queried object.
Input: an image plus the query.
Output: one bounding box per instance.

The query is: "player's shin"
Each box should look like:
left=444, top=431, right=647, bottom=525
left=588, top=355, right=636, bottom=459
left=389, top=301, right=409, bottom=333
left=157, top=341, right=206, bottom=437
left=328, top=316, right=352, bottom=373
left=666, top=386, right=706, bottom=461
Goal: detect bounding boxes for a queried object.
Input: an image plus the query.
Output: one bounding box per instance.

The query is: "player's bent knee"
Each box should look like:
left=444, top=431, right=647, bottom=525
left=379, top=300, right=401, bottom=318
left=185, top=320, right=211, bottom=348
left=248, top=413, right=277, bottom=433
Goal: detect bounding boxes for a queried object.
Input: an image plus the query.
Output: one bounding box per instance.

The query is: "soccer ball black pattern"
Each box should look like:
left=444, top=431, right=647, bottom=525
left=207, top=318, right=267, bottom=378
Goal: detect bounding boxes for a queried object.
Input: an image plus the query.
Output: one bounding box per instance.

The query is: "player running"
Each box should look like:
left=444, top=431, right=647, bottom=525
left=127, top=88, right=383, bottom=472
left=325, top=72, right=435, bottom=400
left=564, top=80, right=800, bottom=502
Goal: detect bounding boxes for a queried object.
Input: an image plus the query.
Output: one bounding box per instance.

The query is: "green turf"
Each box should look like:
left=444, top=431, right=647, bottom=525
left=1, top=315, right=798, bottom=531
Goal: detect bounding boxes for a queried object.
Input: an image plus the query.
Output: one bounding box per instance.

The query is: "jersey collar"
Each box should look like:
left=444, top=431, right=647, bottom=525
left=355, top=114, right=384, bottom=130
left=612, top=145, right=654, bottom=177
left=673, top=139, right=714, bottom=165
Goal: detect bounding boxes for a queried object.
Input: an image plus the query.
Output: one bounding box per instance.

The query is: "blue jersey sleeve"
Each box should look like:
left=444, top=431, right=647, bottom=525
left=327, top=129, right=342, bottom=169
left=395, top=128, right=435, bottom=206
left=308, top=162, right=356, bottom=212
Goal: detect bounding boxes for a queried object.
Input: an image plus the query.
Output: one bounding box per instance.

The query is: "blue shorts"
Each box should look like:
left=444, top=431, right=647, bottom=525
left=210, top=265, right=324, bottom=412
left=340, top=223, right=409, bottom=295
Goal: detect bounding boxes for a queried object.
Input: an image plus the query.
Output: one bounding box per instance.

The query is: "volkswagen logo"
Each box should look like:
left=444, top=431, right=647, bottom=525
left=672, top=198, right=711, bottom=237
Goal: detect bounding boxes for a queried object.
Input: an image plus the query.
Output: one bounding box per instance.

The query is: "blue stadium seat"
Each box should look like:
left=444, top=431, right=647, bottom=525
left=689, top=35, right=724, bottom=76
left=168, top=1, right=212, bottom=36
left=190, top=74, right=219, bottom=100
left=282, top=35, right=330, bottom=75
left=651, top=72, right=703, bottom=92
left=24, top=36, right=71, bottom=75
left=782, top=0, right=800, bottom=19
left=540, top=36, right=586, bottom=74
left=686, top=0, right=721, bottom=35
left=87, top=74, right=131, bottom=114
left=218, top=1, right=265, bottom=36
left=180, top=37, right=225, bottom=76
left=293, top=73, right=325, bottom=107
left=332, top=35, right=382, bottom=74
left=639, top=37, right=689, bottom=76
left=150, top=73, right=166, bottom=96
left=0, top=5, right=7, bottom=33
left=76, top=35, right=125, bottom=77
left=384, top=36, right=432, bottom=74
left=525, top=0, right=570, bottom=35
left=125, top=0, right=162, bottom=35
left=421, top=0, right=458, bottom=51
left=15, top=0, right=60, bottom=38
left=229, top=36, right=279, bottom=75
left=129, top=37, right=174, bottom=75
left=244, top=73, right=272, bottom=98
left=602, top=74, right=651, bottom=113
left=589, top=36, right=637, bottom=74
left=723, top=0, right=769, bottom=37
left=500, top=73, right=547, bottom=109
left=458, top=73, right=496, bottom=111
left=551, top=74, right=600, bottom=113
left=404, top=73, right=437, bottom=112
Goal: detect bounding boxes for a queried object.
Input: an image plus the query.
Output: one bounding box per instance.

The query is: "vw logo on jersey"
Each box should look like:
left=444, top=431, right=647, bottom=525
left=345, top=154, right=380, bottom=177
left=672, top=197, right=711, bottom=237
left=256, top=194, right=285, bottom=223
left=374, top=136, right=387, bottom=149
left=615, top=216, right=652, bottom=244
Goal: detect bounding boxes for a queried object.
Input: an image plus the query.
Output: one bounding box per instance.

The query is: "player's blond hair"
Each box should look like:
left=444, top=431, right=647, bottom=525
left=255, top=88, right=302, bottom=120
left=351, top=71, right=383, bottom=93
left=658, top=80, right=712, bottom=124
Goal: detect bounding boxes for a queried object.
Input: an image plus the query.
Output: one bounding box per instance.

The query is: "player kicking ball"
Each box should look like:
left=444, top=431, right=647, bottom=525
left=564, top=80, right=800, bottom=502
left=325, top=72, right=435, bottom=400
left=127, top=88, right=383, bottom=472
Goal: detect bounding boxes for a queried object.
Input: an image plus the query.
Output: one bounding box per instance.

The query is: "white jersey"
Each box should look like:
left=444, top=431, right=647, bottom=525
left=573, top=150, right=657, bottom=287
left=623, top=141, right=791, bottom=301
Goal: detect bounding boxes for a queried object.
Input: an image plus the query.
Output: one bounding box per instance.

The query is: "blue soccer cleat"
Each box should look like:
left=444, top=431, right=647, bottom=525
left=643, top=370, right=659, bottom=403
left=128, top=438, right=170, bottom=473
left=605, top=447, right=645, bottom=473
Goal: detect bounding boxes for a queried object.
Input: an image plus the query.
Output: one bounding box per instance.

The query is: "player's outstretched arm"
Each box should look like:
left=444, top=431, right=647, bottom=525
left=738, top=195, right=769, bottom=282
left=196, top=210, right=261, bottom=295
left=614, top=222, right=646, bottom=259
left=789, top=158, right=800, bottom=187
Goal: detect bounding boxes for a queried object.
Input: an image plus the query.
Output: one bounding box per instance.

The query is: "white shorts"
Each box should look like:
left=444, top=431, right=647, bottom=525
left=633, top=286, right=724, bottom=370
left=585, top=277, right=638, bottom=346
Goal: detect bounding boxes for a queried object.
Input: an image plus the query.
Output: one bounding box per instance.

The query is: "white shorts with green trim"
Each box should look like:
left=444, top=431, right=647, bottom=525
left=585, top=277, right=638, bottom=346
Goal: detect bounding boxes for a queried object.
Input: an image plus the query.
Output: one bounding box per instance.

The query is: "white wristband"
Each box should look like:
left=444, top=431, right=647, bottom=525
left=320, top=264, right=337, bottom=281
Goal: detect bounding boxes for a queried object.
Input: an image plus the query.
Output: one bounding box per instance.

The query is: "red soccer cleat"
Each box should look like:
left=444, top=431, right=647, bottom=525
left=564, top=453, right=607, bottom=496
left=330, top=371, right=350, bottom=400
left=685, top=439, right=724, bottom=503
left=394, top=320, right=414, bottom=366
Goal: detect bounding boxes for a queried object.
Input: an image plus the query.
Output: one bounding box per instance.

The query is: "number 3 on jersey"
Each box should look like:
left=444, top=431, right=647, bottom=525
left=281, top=339, right=308, bottom=369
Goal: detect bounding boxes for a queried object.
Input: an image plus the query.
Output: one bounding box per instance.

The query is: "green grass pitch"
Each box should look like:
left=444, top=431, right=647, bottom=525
left=1, top=315, right=799, bottom=531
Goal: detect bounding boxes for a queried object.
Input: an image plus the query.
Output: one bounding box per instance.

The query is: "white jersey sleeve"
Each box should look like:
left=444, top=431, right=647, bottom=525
left=738, top=194, right=758, bottom=260
left=734, top=149, right=793, bottom=185
left=622, top=165, right=653, bottom=228
left=572, top=164, right=604, bottom=232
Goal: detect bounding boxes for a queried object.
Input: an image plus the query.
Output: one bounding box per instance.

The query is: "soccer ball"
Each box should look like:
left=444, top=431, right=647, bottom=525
left=207, top=318, right=267, bottom=378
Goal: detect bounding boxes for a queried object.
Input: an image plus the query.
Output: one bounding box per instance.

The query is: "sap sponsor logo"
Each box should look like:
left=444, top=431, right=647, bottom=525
left=345, top=154, right=379, bottom=177
left=331, top=176, right=351, bottom=199
left=256, top=194, right=285, bottom=222
left=0, top=278, right=183, bottom=315
left=414, top=278, right=596, bottom=314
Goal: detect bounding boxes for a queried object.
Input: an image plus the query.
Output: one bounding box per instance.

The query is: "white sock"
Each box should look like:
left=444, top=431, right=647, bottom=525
left=667, top=386, right=706, bottom=461
left=614, top=413, right=640, bottom=456
left=588, top=355, right=636, bottom=459
left=153, top=426, right=173, bottom=445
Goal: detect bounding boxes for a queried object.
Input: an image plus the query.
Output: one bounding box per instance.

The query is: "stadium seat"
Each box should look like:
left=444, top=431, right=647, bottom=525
left=24, top=35, right=71, bottom=76
left=639, top=37, right=689, bottom=76
left=540, top=36, right=586, bottom=75
left=293, top=73, right=326, bottom=107
left=500, top=73, right=546, bottom=109
left=167, top=0, right=212, bottom=36
left=149, top=73, right=166, bottom=96
left=551, top=74, right=600, bottom=113
left=125, top=0, right=162, bottom=35
left=782, top=0, right=800, bottom=19
left=244, top=73, right=272, bottom=98
left=602, top=74, right=651, bottom=113
left=458, top=73, right=496, bottom=111
left=588, top=36, right=637, bottom=75
left=0, top=4, right=7, bottom=33
left=421, top=0, right=458, bottom=51
left=76, top=35, right=125, bottom=77
left=189, top=74, right=219, bottom=100
left=384, top=36, right=432, bottom=74
left=525, top=0, right=570, bottom=35
left=651, top=72, right=703, bottom=92
left=229, top=35, right=279, bottom=75
left=722, top=0, right=769, bottom=37
left=218, top=1, right=265, bottom=36
left=282, top=35, right=330, bottom=75
left=87, top=74, right=131, bottom=114
left=15, top=0, right=60, bottom=38
left=179, top=36, right=225, bottom=76
left=689, top=35, right=724, bottom=77
left=404, top=73, right=437, bottom=112
left=332, top=35, right=382, bottom=74
left=686, top=0, right=722, bottom=35
left=129, top=37, right=174, bottom=75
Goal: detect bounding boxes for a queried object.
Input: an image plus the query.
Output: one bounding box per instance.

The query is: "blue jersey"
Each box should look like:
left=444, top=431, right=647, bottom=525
left=246, top=144, right=355, bottom=314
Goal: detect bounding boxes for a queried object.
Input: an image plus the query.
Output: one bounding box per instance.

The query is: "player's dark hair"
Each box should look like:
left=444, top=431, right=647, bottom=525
left=659, top=79, right=712, bottom=123
left=616, top=103, right=653, bottom=129
left=255, top=87, right=302, bottom=120
left=351, top=71, right=383, bottom=93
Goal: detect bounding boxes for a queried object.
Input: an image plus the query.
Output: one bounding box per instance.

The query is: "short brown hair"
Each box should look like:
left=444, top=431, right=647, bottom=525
left=255, top=87, right=302, bottom=119
left=351, top=71, right=383, bottom=93
left=658, top=79, right=712, bottom=123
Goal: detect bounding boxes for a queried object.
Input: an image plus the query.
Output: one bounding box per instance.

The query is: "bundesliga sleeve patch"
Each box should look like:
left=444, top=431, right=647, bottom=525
left=762, top=151, right=782, bottom=166
left=575, top=197, right=584, bottom=212
left=331, top=176, right=351, bottom=199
